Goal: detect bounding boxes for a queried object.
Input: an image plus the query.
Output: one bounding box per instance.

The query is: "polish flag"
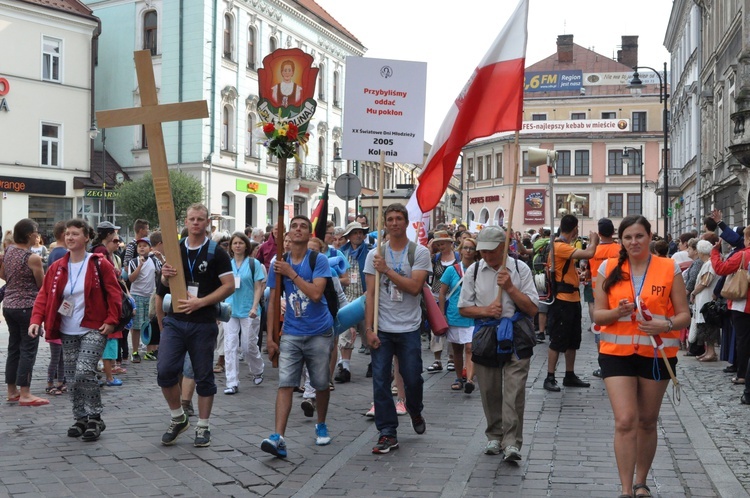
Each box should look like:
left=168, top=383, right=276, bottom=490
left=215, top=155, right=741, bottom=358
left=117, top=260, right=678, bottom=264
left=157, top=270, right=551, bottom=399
left=413, top=0, right=528, bottom=214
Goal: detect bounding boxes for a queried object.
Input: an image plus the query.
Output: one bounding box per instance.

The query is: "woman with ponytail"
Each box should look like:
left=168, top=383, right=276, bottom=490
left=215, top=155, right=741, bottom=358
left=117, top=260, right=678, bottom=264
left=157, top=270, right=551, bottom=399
left=593, top=215, right=691, bottom=498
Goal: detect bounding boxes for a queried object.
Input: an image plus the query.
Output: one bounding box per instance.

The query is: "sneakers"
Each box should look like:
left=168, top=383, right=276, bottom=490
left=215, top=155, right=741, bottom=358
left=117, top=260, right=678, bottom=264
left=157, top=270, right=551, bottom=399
left=484, top=440, right=501, bottom=455
left=536, top=332, right=546, bottom=344
left=543, top=377, right=561, bottom=392
left=315, top=423, right=331, bottom=445
left=358, top=345, right=367, bottom=354
left=395, top=398, right=407, bottom=416
left=105, top=378, right=123, bottom=387
left=504, top=445, right=522, bottom=462
left=194, top=426, right=211, bottom=447
left=365, top=403, right=375, bottom=418
left=143, top=351, right=158, bottom=361
left=562, top=374, right=590, bottom=388
left=301, top=398, right=315, bottom=418
left=592, top=368, right=603, bottom=378
left=334, top=364, right=351, bottom=383
left=224, top=386, right=238, bottom=395
left=261, top=433, right=287, bottom=458
left=161, top=414, right=189, bottom=445
left=410, top=414, right=426, bottom=435
left=253, top=374, right=264, bottom=386
left=372, top=435, right=399, bottom=454
left=132, top=352, right=142, bottom=364
left=446, top=361, right=455, bottom=372
left=81, top=417, right=106, bottom=442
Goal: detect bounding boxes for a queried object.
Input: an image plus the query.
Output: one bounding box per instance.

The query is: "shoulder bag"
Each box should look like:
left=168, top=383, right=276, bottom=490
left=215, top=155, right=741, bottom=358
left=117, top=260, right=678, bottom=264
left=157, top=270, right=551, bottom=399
left=720, top=253, right=749, bottom=300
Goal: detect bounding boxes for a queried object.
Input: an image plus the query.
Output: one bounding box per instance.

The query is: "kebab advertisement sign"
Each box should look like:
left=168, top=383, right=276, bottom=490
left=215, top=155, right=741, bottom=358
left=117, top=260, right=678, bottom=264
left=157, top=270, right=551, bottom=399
left=524, top=188, right=546, bottom=224
left=257, top=48, right=318, bottom=142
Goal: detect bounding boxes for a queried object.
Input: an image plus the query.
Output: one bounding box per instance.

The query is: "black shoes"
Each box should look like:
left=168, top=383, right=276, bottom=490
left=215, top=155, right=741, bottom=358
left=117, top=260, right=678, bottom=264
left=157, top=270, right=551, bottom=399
left=592, top=369, right=603, bottom=378
left=301, top=398, right=315, bottom=417
left=563, top=374, right=591, bottom=388
left=334, top=364, right=351, bottom=383
left=741, top=394, right=750, bottom=405
left=410, top=414, right=426, bottom=435
left=535, top=332, right=546, bottom=344
left=543, top=377, right=561, bottom=392
left=724, top=365, right=738, bottom=373
left=81, top=417, right=106, bottom=442
left=366, top=363, right=373, bottom=378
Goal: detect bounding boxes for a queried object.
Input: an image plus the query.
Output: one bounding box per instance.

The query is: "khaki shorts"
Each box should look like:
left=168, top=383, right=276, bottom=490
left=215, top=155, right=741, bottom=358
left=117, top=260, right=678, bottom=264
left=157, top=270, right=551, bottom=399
left=338, top=321, right=364, bottom=349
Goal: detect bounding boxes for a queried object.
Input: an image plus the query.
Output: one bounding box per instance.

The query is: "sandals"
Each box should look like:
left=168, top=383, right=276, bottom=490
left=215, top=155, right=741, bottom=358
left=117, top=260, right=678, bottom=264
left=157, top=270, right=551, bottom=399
left=81, top=418, right=106, bottom=442
left=633, top=483, right=652, bottom=497
left=45, top=386, right=62, bottom=395
left=426, top=361, right=443, bottom=373
left=451, top=379, right=464, bottom=391
left=67, top=418, right=88, bottom=438
left=213, top=364, right=225, bottom=373
left=446, top=361, right=455, bottom=372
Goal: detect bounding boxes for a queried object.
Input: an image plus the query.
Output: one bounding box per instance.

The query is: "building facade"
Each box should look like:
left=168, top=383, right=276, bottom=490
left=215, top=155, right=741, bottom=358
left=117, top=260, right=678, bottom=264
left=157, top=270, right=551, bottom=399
left=463, top=35, right=670, bottom=235
left=0, top=0, right=99, bottom=242
left=83, top=0, right=364, bottom=232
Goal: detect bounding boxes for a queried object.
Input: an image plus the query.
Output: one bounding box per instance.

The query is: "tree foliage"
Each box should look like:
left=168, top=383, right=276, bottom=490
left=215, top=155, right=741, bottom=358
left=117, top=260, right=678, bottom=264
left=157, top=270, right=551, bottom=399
left=115, top=170, right=203, bottom=228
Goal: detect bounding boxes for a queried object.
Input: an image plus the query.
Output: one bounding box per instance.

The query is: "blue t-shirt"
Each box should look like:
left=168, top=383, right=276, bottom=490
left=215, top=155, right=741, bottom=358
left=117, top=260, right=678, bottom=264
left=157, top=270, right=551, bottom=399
left=267, top=249, right=334, bottom=336
left=440, top=263, right=473, bottom=327
left=226, top=257, right=265, bottom=317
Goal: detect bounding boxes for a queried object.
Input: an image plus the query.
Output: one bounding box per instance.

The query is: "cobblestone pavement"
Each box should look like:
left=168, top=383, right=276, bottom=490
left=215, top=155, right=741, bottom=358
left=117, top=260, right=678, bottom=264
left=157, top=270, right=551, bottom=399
left=0, top=313, right=747, bottom=497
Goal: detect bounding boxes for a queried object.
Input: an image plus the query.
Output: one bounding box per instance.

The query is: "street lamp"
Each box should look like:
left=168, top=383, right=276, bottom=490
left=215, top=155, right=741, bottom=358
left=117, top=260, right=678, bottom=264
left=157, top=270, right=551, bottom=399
left=621, top=145, right=644, bottom=215
left=629, top=62, right=669, bottom=237
left=468, top=173, right=475, bottom=222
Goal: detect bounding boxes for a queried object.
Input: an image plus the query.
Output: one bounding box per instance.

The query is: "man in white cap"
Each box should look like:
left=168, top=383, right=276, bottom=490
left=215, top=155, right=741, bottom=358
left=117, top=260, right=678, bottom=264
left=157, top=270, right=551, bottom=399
left=458, top=225, right=539, bottom=462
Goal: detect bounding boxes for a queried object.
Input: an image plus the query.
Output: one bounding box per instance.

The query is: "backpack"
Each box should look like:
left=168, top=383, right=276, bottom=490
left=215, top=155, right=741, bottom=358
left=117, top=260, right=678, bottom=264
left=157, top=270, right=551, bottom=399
left=127, top=254, right=162, bottom=289
left=94, top=256, right=135, bottom=332
left=532, top=240, right=551, bottom=275
left=283, top=251, right=339, bottom=319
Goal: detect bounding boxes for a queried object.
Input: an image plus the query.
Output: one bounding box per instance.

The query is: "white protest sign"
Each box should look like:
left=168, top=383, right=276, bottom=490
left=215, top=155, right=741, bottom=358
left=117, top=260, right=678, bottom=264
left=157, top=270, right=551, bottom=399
left=343, top=57, right=426, bottom=164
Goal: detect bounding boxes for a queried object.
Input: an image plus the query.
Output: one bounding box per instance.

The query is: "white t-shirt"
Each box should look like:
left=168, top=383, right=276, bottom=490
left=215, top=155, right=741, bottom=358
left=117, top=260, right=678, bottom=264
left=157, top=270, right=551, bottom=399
left=129, top=257, right=156, bottom=297
left=61, top=254, right=91, bottom=335
left=364, top=241, right=432, bottom=333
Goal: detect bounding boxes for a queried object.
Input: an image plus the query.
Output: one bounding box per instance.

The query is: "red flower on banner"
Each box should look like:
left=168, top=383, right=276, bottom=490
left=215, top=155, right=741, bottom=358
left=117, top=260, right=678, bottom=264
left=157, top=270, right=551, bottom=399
left=263, top=122, right=275, bottom=134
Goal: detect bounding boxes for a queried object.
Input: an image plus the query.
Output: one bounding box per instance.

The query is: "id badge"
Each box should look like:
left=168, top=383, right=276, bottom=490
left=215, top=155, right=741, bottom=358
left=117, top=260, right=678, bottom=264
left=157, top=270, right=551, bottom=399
left=234, top=276, right=241, bottom=289
left=58, top=297, right=74, bottom=317
left=293, top=300, right=302, bottom=317
left=187, top=281, right=199, bottom=297
left=350, top=270, right=359, bottom=284
left=390, top=286, right=403, bottom=302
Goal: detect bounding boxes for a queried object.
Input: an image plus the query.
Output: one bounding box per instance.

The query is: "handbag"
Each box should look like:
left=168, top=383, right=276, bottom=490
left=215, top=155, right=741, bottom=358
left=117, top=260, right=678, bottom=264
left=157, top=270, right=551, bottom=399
left=720, top=253, right=749, bottom=300
left=471, top=318, right=501, bottom=367
left=700, top=300, right=725, bottom=327
left=699, top=270, right=713, bottom=288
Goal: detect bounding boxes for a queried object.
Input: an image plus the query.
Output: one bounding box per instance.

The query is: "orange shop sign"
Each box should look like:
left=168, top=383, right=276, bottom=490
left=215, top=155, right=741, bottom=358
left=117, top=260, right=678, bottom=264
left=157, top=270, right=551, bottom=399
left=235, top=179, right=268, bottom=195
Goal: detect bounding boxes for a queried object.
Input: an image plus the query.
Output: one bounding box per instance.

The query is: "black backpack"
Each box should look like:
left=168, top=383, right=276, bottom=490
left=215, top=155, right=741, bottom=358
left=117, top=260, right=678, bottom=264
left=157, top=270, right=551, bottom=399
left=283, top=251, right=339, bottom=319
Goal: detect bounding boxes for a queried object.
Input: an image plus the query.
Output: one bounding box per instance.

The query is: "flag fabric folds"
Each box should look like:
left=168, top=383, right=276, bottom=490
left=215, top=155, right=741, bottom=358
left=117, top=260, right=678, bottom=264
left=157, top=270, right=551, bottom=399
left=414, top=0, right=529, bottom=214
left=311, top=183, right=329, bottom=240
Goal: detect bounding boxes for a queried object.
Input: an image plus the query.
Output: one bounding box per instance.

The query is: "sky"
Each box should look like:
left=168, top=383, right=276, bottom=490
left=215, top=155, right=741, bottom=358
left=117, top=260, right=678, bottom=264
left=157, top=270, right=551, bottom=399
left=315, top=0, right=674, bottom=141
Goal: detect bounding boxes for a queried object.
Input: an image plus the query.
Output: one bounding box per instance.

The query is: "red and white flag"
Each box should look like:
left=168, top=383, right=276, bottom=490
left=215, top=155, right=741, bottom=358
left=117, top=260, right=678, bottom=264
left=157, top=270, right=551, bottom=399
left=412, top=0, right=528, bottom=214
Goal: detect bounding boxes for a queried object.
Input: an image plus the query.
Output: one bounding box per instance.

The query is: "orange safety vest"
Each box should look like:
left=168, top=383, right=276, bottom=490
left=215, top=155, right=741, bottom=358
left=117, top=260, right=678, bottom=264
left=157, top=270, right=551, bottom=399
left=599, top=256, right=680, bottom=358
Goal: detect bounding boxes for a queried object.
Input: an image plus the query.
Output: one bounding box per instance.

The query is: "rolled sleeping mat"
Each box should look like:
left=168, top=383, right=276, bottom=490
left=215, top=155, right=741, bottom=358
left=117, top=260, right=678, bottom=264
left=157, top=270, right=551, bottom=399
left=327, top=256, right=348, bottom=275
left=141, top=320, right=152, bottom=346
left=422, top=285, right=449, bottom=336
left=334, top=295, right=366, bottom=335
left=162, top=294, right=232, bottom=322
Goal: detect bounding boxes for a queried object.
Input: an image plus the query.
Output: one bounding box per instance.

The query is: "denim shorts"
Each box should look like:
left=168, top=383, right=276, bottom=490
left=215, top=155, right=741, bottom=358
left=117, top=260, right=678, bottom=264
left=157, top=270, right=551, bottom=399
left=278, top=329, right=334, bottom=391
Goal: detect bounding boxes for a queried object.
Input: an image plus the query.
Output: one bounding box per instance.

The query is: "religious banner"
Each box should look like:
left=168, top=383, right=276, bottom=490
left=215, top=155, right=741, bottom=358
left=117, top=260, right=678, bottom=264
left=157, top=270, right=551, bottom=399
left=257, top=48, right=318, bottom=151
left=524, top=188, right=546, bottom=224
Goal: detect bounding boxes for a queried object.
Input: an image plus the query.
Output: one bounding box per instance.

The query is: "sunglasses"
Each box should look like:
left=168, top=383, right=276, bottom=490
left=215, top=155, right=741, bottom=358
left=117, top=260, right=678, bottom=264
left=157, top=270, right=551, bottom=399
left=111, top=239, right=121, bottom=243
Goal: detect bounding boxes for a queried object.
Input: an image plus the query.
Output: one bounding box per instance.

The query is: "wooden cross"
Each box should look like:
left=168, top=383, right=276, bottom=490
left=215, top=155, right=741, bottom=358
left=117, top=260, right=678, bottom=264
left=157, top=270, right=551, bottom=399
left=97, top=50, right=209, bottom=310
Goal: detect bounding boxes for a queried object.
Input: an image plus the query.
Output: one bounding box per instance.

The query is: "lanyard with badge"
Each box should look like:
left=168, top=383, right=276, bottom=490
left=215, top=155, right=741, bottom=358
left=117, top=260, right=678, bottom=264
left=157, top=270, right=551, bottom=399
left=233, top=257, right=246, bottom=289
left=186, top=238, right=208, bottom=297
left=387, top=244, right=407, bottom=302
left=59, top=256, right=87, bottom=316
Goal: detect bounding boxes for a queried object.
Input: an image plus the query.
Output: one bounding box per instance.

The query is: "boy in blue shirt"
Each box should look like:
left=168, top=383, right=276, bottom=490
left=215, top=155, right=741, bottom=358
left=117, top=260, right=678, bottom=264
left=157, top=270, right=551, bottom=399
left=261, top=215, right=334, bottom=458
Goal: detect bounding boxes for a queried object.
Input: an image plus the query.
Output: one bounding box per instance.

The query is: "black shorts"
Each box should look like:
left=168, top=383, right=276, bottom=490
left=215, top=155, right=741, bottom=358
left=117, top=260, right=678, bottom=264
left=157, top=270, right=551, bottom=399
left=599, top=353, right=677, bottom=381
left=547, top=299, right=582, bottom=352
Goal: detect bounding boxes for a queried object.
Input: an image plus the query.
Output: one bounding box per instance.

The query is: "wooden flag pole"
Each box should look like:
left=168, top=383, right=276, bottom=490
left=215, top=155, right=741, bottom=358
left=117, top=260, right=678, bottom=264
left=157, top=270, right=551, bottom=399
left=495, top=132, right=521, bottom=305
left=373, top=151, right=386, bottom=335
left=96, top=50, right=208, bottom=311
left=269, top=156, right=287, bottom=368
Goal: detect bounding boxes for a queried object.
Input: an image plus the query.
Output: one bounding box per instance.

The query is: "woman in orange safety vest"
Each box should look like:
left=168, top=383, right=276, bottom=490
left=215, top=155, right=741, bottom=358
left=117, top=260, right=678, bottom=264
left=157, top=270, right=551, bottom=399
left=593, top=215, right=691, bottom=498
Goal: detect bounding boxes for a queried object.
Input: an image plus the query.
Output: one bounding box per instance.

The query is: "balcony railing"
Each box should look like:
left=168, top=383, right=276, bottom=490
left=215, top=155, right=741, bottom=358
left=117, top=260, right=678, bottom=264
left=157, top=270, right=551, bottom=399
left=288, top=162, right=322, bottom=182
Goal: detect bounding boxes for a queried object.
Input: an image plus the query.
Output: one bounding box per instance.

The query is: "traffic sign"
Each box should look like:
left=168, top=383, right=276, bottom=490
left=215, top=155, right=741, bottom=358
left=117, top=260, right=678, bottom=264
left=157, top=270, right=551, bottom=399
left=667, top=207, right=673, bottom=217
left=335, top=173, right=361, bottom=201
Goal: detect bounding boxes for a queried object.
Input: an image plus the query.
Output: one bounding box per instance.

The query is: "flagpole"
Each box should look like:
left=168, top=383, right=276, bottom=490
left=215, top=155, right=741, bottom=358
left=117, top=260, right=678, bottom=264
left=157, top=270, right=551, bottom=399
left=373, top=151, right=386, bottom=335
left=496, top=132, right=521, bottom=304
left=270, top=156, right=287, bottom=368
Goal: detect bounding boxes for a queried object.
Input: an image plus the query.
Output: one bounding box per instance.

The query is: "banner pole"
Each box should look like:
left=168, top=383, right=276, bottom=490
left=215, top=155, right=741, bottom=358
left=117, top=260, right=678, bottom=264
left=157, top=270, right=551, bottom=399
left=496, top=132, right=521, bottom=304
left=270, top=156, right=287, bottom=368
left=373, top=151, right=386, bottom=335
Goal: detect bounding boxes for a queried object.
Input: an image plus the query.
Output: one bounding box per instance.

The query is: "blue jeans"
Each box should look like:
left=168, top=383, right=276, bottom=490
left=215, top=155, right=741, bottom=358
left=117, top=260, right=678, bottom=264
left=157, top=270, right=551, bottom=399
left=157, top=317, right=217, bottom=396
left=371, top=329, right=424, bottom=438
left=278, top=330, right=334, bottom=390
